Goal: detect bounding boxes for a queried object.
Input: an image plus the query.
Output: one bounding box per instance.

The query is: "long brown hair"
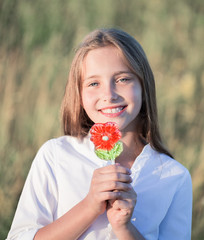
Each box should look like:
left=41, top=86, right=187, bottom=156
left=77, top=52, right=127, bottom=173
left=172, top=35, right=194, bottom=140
left=61, top=28, right=173, bottom=158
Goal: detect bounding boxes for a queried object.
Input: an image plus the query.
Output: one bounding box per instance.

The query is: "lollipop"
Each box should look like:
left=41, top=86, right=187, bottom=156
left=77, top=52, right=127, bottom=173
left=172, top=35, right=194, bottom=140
left=90, top=122, right=123, bottom=164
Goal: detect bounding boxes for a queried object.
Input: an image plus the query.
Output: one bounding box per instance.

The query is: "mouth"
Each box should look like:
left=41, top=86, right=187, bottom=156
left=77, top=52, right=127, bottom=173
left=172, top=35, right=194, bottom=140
left=99, top=105, right=127, bottom=116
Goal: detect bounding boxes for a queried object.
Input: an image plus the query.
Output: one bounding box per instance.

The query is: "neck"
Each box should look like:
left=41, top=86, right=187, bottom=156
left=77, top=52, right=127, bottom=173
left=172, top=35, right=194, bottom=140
left=115, top=131, right=145, bottom=169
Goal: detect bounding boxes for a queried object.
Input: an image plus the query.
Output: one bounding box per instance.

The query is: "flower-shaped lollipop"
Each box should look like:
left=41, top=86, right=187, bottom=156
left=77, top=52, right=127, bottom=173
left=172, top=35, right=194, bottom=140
left=90, top=122, right=123, bottom=163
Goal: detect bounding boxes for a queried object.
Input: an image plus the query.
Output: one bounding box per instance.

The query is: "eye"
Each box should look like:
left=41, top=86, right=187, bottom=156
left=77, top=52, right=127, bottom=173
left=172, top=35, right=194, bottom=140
left=116, top=77, right=131, bottom=83
left=88, top=82, right=99, bottom=87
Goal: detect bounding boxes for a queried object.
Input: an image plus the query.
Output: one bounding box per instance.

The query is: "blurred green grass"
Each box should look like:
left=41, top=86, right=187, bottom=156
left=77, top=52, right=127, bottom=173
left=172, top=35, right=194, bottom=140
left=0, top=0, right=203, bottom=239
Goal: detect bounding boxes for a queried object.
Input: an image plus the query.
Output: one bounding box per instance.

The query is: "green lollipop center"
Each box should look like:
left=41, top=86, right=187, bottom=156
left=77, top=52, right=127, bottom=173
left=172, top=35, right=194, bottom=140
left=102, top=136, right=109, bottom=141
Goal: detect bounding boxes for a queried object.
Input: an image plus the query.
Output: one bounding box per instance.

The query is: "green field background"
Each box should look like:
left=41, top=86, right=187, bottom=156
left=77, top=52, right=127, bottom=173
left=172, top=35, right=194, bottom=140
left=0, top=0, right=203, bottom=239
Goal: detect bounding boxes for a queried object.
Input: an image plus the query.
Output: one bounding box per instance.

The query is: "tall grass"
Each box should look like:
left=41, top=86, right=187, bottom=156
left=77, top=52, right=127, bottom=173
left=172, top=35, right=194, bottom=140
left=0, top=0, right=203, bottom=239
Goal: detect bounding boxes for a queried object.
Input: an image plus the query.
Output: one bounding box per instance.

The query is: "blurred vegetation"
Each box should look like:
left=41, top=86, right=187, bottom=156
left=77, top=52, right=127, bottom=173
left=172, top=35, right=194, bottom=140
left=0, top=0, right=203, bottom=239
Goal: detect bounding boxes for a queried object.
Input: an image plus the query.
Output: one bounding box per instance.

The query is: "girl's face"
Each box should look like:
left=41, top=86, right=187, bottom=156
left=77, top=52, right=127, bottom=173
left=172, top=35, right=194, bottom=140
left=81, top=45, right=142, bottom=133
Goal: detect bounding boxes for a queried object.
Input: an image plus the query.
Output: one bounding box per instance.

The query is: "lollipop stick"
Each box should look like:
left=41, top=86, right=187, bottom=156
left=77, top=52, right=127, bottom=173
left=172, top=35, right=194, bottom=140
left=111, top=159, right=115, bottom=165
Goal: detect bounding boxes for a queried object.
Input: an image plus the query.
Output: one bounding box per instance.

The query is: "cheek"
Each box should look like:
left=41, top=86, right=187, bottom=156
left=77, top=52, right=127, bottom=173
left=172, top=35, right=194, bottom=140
left=81, top=90, right=94, bottom=112
left=129, top=87, right=142, bottom=105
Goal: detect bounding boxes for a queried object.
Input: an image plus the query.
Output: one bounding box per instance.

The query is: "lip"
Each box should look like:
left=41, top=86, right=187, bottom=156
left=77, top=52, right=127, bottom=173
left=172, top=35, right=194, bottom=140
left=99, top=105, right=127, bottom=118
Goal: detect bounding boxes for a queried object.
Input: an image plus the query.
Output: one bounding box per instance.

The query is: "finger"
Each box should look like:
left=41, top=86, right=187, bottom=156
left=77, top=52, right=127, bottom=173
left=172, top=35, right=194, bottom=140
left=105, top=172, right=132, bottom=183
left=96, top=191, right=122, bottom=202
left=112, top=199, right=136, bottom=211
left=96, top=181, right=133, bottom=193
left=92, top=173, right=132, bottom=187
left=98, top=170, right=132, bottom=182
left=91, top=173, right=132, bottom=191
left=108, top=186, right=137, bottom=207
left=109, top=187, right=137, bottom=205
left=116, top=186, right=137, bottom=200
left=97, top=164, right=131, bottom=175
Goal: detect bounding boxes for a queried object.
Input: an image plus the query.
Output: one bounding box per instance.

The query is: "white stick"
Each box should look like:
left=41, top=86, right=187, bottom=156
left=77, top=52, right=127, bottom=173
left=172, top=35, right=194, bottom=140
left=111, top=159, right=115, bottom=165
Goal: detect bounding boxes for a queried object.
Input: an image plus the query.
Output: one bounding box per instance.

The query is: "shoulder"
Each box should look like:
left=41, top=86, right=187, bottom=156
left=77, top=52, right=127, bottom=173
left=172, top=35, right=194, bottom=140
left=160, top=151, right=190, bottom=180
left=33, top=135, right=98, bottom=167
left=38, top=135, right=90, bottom=155
left=32, top=136, right=79, bottom=165
left=151, top=146, right=192, bottom=189
left=141, top=144, right=192, bottom=188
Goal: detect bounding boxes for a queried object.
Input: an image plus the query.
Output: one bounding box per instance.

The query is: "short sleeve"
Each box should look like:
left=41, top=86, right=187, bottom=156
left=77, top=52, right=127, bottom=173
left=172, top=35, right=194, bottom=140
left=7, top=140, right=58, bottom=240
left=159, top=169, right=192, bottom=240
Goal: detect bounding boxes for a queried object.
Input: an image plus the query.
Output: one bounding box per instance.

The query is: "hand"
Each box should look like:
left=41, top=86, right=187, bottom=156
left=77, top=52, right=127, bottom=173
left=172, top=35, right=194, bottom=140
left=84, top=164, right=132, bottom=217
left=106, top=166, right=137, bottom=231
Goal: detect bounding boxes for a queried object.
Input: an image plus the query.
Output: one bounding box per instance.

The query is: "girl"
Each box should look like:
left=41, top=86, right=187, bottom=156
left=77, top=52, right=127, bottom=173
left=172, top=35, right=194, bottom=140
left=7, top=28, right=192, bottom=240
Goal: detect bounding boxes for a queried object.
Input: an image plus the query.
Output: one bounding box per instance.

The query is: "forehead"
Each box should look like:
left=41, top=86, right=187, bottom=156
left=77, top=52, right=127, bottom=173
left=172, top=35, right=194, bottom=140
left=85, top=45, right=122, bottom=61
left=82, top=46, right=130, bottom=74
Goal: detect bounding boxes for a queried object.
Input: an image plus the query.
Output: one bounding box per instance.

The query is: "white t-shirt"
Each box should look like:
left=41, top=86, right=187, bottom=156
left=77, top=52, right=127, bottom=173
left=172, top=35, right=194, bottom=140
left=7, top=135, right=192, bottom=240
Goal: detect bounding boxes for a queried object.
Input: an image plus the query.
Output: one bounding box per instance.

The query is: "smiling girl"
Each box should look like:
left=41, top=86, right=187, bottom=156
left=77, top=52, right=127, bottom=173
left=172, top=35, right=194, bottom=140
left=7, top=28, right=192, bottom=240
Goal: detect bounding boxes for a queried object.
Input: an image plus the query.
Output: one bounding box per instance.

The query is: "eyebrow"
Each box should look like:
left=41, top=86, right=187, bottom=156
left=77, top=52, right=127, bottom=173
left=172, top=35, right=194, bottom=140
left=114, top=71, right=135, bottom=77
left=83, top=75, right=100, bottom=82
left=84, top=71, right=135, bottom=82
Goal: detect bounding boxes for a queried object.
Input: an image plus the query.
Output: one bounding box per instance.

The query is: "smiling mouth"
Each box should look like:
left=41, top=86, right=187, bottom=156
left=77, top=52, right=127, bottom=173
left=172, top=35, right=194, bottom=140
left=100, top=106, right=127, bottom=114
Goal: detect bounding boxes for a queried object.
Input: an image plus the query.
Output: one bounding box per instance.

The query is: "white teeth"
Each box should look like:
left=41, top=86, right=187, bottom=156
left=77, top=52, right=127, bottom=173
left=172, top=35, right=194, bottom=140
left=102, top=107, right=124, bottom=114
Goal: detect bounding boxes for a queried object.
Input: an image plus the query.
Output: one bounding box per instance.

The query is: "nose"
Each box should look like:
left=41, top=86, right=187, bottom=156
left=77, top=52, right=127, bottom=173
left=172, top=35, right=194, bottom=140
left=101, top=82, right=118, bottom=102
